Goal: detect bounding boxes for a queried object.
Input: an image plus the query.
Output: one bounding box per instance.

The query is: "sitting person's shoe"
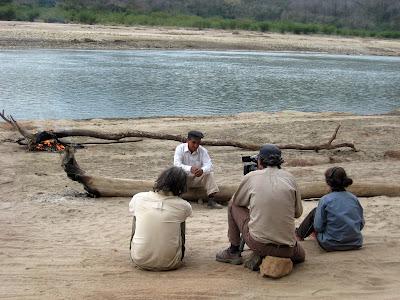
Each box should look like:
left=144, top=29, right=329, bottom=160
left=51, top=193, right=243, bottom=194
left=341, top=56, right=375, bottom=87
left=216, top=248, right=243, bottom=265
left=243, top=252, right=263, bottom=271
left=207, top=198, right=223, bottom=209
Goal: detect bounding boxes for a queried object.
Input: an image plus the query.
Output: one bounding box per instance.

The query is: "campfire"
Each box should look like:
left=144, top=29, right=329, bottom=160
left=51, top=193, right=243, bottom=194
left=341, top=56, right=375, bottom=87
left=34, top=139, right=65, bottom=152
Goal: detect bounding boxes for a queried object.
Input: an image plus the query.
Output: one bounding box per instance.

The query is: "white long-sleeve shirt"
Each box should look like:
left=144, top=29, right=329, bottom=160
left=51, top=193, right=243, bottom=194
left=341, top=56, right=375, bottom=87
left=173, top=143, right=213, bottom=175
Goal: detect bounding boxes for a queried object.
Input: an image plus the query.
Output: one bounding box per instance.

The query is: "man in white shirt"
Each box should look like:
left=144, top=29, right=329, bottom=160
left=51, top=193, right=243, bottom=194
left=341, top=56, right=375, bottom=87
left=129, top=166, right=192, bottom=271
left=174, top=130, right=222, bottom=209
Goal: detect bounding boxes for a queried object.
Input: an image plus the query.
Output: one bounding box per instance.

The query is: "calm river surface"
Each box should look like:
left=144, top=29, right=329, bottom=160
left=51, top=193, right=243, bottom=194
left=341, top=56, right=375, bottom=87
left=1, top=49, right=399, bottom=119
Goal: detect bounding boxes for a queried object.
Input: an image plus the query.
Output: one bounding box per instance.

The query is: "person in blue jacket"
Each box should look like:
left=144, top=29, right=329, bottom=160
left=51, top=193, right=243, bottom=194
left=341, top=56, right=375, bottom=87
left=296, top=166, right=364, bottom=251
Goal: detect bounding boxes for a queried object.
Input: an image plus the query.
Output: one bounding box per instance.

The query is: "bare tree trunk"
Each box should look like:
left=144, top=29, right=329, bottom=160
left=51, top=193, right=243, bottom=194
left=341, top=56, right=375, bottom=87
left=1, top=111, right=357, bottom=152
left=62, top=147, right=400, bottom=200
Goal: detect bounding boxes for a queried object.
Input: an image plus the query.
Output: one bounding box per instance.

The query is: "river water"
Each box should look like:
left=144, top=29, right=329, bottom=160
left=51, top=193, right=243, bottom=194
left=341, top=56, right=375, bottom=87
left=1, top=49, right=399, bottom=120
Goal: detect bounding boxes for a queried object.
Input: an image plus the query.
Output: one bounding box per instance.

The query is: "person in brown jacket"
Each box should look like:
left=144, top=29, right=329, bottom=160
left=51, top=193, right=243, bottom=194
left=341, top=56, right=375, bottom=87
left=216, top=144, right=305, bottom=269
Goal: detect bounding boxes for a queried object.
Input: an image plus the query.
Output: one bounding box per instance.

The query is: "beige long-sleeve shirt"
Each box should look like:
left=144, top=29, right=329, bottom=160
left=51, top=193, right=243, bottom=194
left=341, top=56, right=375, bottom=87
left=232, top=167, right=302, bottom=247
left=129, top=191, right=192, bottom=271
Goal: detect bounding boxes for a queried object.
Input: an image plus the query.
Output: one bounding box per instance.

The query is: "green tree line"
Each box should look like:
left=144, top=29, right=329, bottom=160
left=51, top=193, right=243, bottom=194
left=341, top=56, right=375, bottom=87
left=1, top=0, right=399, bottom=38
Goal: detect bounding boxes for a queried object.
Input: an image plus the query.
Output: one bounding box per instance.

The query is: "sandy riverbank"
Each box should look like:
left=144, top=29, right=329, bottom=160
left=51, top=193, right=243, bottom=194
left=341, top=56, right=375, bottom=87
left=1, top=111, right=400, bottom=299
left=1, top=21, right=400, bottom=56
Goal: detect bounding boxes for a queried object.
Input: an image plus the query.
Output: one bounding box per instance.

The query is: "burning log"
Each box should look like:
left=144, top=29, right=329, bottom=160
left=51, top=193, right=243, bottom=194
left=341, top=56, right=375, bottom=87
left=62, top=147, right=400, bottom=200
left=1, top=110, right=357, bottom=152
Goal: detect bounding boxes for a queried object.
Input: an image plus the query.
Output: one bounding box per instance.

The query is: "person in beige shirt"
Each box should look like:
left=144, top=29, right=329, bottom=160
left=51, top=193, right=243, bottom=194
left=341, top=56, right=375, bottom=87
left=216, top=144, right=305, bottom=269
left=129, top=166, right=192, bottom=271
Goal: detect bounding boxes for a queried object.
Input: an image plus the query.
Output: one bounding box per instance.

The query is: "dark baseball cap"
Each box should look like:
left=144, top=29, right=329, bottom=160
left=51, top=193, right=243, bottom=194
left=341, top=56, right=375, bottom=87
left=258, top=144, right=282, bottom=160
left=188, top=130, right=204, bottom=139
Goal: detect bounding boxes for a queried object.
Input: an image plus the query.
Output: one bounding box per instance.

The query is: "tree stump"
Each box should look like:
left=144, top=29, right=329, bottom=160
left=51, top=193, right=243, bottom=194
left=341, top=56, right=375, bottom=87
left=259, top=256, right=293, bottom=279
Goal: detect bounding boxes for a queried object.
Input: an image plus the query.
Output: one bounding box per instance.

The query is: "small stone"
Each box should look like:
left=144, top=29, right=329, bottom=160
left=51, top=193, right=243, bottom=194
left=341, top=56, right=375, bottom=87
left=259, top=256, right=293, bottom=279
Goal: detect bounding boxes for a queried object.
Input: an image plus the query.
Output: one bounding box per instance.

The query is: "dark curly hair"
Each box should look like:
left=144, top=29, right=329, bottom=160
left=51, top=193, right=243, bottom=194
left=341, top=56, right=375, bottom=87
left=325, top=166, right=353, bottom=192
left=153, top=166, right=187, bottom=196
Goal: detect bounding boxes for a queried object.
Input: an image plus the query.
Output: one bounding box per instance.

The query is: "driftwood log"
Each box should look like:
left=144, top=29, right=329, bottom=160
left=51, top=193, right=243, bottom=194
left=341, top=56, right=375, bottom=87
left=62, top=147, right=400, bottom=200
left=1, top=110, right=357, bottom=152
left=62, top=147, right=236, bottom=201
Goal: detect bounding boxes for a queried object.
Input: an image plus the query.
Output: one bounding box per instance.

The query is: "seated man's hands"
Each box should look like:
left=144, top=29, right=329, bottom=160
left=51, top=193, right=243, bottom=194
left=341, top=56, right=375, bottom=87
left=190, top=166, right=204, bottom=177
left=194, top=168, right=203, bottom=177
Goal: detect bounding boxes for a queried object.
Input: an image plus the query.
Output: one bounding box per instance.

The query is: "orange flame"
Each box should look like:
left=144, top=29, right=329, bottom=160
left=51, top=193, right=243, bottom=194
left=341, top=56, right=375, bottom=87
left=34, top=139, right=65, bottom=152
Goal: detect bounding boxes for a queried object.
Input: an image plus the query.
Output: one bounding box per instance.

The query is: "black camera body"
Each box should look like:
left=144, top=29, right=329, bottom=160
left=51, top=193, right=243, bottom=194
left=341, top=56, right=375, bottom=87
left=241, top=155, right=258, bottom=175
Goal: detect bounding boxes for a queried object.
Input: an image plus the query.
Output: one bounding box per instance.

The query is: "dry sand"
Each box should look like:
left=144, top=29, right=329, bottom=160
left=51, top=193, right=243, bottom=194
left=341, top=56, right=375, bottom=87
left=1, top=21, right=400, bottom=56
left=1, top=111, right=400, bottom=299
left=1, top=21, right=400, bottom=298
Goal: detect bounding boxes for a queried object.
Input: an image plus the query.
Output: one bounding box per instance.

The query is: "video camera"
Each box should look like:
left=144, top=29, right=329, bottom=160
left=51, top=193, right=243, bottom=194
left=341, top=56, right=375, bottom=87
left=241, top=155, right=258, bottom=175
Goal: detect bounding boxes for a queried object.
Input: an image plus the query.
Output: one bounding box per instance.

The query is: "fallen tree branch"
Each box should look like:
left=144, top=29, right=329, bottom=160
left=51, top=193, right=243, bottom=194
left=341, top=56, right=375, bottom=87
left=64, top=139, right=143, bottom=145
left=0, top=110, right=11, bottom=124
left=1, top=111, right=357, bottom=152
left=57, top=139, right=144, bottom=149
left=10, top=116, right=35, bottom=141
left=15, top=138, right=143, bottom=148
left=1, top=110, right=39, bottom=149
left=35, top=125, right=357, bottom=151
left=62, top=147, right=399, bottom=200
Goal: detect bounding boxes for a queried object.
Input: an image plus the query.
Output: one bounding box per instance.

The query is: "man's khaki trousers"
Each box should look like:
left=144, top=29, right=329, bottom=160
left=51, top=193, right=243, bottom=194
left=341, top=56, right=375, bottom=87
left=186, top=172, right=219, bottom=196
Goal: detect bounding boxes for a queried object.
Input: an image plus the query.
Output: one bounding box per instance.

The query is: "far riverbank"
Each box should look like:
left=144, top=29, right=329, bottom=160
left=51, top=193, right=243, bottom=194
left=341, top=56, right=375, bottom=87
left=1, top=21, right=400, bottom=56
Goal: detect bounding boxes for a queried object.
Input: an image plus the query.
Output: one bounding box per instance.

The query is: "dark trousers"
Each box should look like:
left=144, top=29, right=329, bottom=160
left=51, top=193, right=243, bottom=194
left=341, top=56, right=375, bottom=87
left=296, top=207, right=317, bottom=239
left=228, top=201, right=305, bottom=263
